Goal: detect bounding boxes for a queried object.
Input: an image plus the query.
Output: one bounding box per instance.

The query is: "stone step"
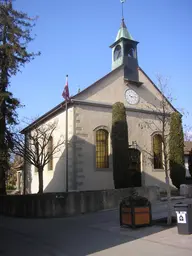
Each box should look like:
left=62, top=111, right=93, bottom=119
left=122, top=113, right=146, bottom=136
left=160, top=196, right=185, bottom=201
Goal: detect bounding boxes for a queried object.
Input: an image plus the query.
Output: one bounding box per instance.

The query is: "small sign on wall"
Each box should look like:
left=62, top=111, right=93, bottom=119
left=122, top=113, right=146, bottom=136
left=176, top=211, right=187, bottom=224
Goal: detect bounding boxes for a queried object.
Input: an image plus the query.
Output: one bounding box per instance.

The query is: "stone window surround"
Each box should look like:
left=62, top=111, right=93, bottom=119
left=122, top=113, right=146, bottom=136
left=151, top=131, right=164, bottom=172
left=93, top=125, right=112, bottom=172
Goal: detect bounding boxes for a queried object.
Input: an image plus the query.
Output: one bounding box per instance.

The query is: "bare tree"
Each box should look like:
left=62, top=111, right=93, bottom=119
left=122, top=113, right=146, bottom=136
left=13, top=121, right=65, bottom=194
left=143, top=75, right=180, bottom=225
left=184, top=125, right=192, bottom=142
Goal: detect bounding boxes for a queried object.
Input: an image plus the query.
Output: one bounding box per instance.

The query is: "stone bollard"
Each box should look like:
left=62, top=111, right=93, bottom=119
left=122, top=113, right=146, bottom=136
left=187, top=185, right=192, bottom=198
left=180, top=184, right=188, bottom=197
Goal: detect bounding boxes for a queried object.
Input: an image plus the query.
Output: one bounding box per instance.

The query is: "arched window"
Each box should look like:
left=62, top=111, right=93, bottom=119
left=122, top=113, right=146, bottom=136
left=96, top=129, right=109, bottom=168
left=128, top=48, right=135, bottom=58
left=48, top=136, right=53, bottom=170
left=114, top=45, right=122, bottom=61
left=153, top=134, right=163, bottom=169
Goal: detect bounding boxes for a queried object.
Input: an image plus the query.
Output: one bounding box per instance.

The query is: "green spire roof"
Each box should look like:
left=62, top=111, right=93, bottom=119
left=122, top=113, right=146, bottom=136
left=115, top=19, right=133, bottom=41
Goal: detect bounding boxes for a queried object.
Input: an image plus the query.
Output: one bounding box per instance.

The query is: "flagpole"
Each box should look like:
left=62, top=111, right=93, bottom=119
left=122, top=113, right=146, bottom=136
left=62, top=74, right=69, bottom=193
left=65, top=99, right=68, bottom=192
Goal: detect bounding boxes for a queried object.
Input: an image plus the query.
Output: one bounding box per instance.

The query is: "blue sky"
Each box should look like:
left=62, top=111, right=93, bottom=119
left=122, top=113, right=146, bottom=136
left=11, top=0, right=192, bottom=129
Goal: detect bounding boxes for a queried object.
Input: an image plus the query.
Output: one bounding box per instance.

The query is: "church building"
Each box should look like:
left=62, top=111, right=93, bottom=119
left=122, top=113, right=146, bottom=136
left=22, top=15, right=176, bottom=194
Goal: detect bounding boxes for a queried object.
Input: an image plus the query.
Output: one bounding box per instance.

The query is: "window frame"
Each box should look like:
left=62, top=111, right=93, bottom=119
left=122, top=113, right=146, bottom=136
left=152, top=132, right=164, bottom=171
left=114, top=45, right=122, bottom=61
left=127, top=47, right=135, bottom=58
left=93, top=126, right=111, bottom=171
left=47, top=136, right=53, bottom=171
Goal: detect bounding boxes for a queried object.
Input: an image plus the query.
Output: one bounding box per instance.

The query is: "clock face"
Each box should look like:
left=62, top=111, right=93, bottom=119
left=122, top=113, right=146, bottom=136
left=125, top=89, right=139, bottom=105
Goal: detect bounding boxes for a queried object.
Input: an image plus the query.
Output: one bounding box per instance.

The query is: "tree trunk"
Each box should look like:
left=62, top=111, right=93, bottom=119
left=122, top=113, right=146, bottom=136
left=0, top=24, right=8, bottom=196
left=0, top=99, right=7, bottom=196
left=164, top=148, right=172, bottom=225
left=165, top=171, right=172, bottom=225
left=162, top=132, right=172, bottom=225
left=38, top=167, right=43, bottom=194
left=0, top=169, right=6, bottom=195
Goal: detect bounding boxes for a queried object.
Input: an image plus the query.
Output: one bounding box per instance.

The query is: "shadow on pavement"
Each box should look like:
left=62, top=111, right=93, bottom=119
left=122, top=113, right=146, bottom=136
left=0, top=207, right=180, bottom=256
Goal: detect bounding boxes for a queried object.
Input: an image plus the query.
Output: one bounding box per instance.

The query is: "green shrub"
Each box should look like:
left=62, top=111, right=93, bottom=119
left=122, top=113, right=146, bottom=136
left=169, top=112, right=185, bottom=189
left=111, top=102, right=130, bottom=188
left=188, top=149, right=192, bottom=178
left=6, top=184, right=15, bottom=190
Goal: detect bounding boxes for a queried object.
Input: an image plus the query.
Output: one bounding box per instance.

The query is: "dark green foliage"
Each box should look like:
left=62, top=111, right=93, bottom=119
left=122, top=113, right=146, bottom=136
left=111, top=102, right=130, bottom=188
left=121, top=195, right=149, bottom=207
left=169, top=112, right=185, bottom=189
left=0, top=2, right=39, bottom=194
left=188, top=149, right=192, bottom=178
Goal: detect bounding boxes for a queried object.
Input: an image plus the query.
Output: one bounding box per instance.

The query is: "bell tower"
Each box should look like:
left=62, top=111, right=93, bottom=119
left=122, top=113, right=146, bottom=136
left=110, top=1, right=140, bottom=83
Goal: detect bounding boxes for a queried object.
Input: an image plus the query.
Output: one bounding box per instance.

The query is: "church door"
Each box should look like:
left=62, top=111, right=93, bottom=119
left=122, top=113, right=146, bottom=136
left=128, top=148, right=141, bottom=187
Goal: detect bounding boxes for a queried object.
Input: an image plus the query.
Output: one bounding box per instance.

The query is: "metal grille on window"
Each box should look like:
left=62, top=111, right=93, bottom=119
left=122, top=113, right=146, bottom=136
left=96, top=129, right=109, bottom=168
left=48, top=136, right=53, bottom=170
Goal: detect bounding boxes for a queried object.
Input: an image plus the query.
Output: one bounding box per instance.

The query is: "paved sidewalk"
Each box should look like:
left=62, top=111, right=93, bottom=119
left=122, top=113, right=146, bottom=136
left=0, top=199, right=192, bottom=256
left=89, top=228, right=192, bottom=256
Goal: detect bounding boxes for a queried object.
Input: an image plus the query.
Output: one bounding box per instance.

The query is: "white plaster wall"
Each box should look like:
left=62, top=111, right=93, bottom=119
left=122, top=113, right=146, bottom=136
left=126, top=110, right=173, bottom=189
left=29, top=107, right=74, bottom=193
left=27, top=66, right=176, bottom=193
left=74, top=104, right=173, bottom=191
left=73, top=67, right=175, bottom=191
left=75, top=67, right=174, bottom=115
left=135, top=70, right=174, bottom=113
left=76, top=67, right=124, bottom=104
left=74, top=105, right=114, bottom=191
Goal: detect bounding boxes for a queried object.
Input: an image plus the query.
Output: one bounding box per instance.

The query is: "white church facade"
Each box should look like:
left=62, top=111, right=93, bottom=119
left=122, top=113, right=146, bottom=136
left=22, top=18, right=176, bottom=194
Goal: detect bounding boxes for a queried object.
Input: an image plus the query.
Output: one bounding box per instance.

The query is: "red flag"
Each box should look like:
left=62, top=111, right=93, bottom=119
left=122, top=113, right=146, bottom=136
left=62, top=75, right=70, bottom=101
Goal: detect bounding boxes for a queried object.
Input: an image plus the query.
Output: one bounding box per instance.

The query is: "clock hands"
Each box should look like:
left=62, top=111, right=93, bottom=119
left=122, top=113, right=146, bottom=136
left=125, top=89, right=139, bottom=105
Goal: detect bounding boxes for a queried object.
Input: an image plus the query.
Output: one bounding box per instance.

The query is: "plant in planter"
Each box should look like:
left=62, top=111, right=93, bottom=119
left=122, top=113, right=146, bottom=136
left=120, top=188, right=152, bottom=228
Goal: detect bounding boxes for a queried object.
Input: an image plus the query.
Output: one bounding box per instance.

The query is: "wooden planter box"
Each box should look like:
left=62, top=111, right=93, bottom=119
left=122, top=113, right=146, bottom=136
left=120, top=199, right=152, bottom=228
